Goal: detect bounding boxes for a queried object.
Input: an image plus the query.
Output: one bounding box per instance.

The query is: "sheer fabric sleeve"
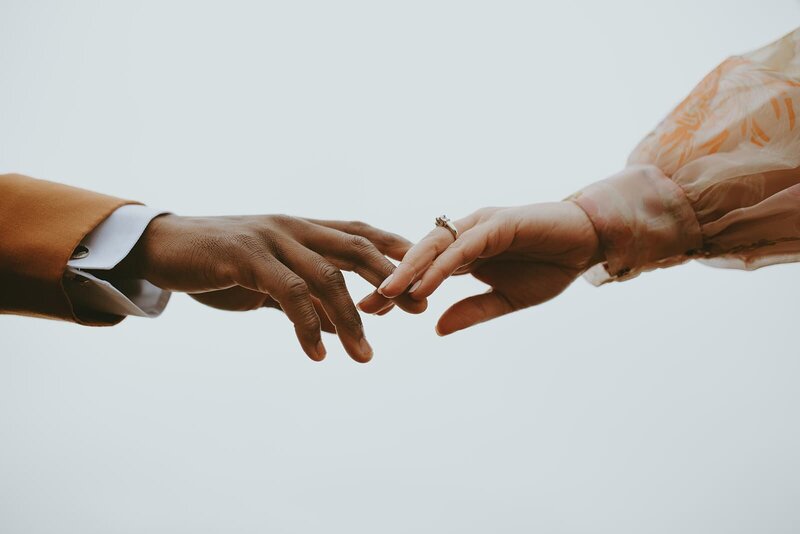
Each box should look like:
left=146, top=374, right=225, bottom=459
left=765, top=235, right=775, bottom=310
left=570, top=28, right=800, bottom=284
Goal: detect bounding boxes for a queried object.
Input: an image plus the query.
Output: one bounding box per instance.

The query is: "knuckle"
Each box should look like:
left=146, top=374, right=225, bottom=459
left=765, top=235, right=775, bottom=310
left=421, top=231, right=441, bottom=244
left=252, top=224, right=280, bottom=252
left=263, top=215, right=301, bottom=239
left=347, top=235, right=375, bottom=253
left=337, top=310, right=363, bottom=332
left=229, top=232, right=272, bottom=266
left=260, top=232, right=279, bottom=253
left=268, top=213, right=295, bottom=226
left=232, top=231, right=261, bottom=253
left=318, top=263, right=346, bottom=289
left=295, top=310, right=321, bottom=332
left=215, top=261, right=240, bottom=284
left=476, top=207, right=498, bottom=219
left=284, top=277, right=310, bottom=301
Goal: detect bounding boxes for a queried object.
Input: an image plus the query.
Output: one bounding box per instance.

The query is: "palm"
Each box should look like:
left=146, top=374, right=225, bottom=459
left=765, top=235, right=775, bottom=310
left=468, top=259, right=582, bottom=311
left=190, top=287, right=275, bottom=311
left=190, top=287, right=337, bottom=333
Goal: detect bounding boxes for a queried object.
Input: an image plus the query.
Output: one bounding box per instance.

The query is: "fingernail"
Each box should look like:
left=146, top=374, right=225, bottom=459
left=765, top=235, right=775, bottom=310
left=377, top=274, right=394, bottom=296
left=316, top=341, right=327, bottom=360
left=375, top=303, right=395, bottom=316
left=409, top=280, right=422, bottom=294
left=356, top=296, right=369, bottom=311
left=358, top=338, right=374, bottom=362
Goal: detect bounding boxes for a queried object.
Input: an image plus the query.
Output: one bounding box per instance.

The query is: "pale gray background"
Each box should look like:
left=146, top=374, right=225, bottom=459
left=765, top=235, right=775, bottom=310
left=1, top=1, right=799, bottom=532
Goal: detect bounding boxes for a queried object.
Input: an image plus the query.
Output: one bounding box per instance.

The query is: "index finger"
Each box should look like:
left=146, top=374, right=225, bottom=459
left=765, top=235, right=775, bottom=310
left=303, top=219, right=413, bottom=262
left=299, top=222, right=427, bottom=315
left=405, top=224, right=489, bottom=300
left=377, top=213, right=479, bottom=298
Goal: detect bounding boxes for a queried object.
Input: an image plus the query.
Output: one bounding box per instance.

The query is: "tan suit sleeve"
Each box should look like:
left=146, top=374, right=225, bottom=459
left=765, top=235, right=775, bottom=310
left=0, top=173, right=140, bottom=325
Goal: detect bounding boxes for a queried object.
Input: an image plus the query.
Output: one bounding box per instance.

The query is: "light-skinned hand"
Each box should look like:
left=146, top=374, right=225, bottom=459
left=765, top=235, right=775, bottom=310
left=358, top=202, right=603, bottom=335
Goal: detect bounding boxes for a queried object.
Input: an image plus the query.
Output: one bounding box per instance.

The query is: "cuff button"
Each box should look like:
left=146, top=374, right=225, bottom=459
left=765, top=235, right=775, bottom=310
left=71, top=245, right=89, bottom=260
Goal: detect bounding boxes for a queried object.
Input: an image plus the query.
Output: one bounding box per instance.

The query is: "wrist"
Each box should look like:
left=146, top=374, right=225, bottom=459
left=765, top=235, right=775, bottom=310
left=559, top=200, right=606, bottom=268
left=114, top=213, right=173, bottom=280
left=569, top=165, right=702, bottom=281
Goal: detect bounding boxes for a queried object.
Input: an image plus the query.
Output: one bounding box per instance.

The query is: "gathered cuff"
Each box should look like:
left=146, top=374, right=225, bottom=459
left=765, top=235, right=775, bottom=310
left=570, top=165, right=704, bottom=285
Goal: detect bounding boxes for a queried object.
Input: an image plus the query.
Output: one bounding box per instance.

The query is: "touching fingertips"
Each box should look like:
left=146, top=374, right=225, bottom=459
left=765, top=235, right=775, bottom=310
left=409, top=277, right=440, bottom=300
left=408, top=280, right=421, bottom=295
left=376, top=304, right=395, bottom=316
left=356, top=295, right=371, bottom=311
left=369, top=298, right=395, bottom=315
left=404, top=297, right=428, bottom=314
left=357, top=291, right=388, bottom=314
left=377, top=273, right=394, bottom=296
left=378, top=263, right=416, bottom=297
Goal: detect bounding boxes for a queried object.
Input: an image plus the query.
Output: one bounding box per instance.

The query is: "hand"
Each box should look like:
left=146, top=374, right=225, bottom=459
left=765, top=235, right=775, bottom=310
left=123, top=214, right=427, bottom=362
left=358, top=202, right=602, bottom=335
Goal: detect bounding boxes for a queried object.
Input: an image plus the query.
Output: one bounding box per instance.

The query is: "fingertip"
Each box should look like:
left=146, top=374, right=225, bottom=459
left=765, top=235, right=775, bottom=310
left=372, top=300, right=395, bottom=315
left=357, top=292, right=390, bottom=314
left=379, top=264, right=415, bottom=298
left=410, top=298, right=428, bottom=313
left=408, top=269, right=448, bottom=301
left=434, top=320, right=457, bottom=337
left=341, top=336, right=374, bottom=363
left=376, top=303, right=395, bottom=316
left=306, top=340, right=327, bottom=362
left=394, top=294, right=427, bottom=314
left=408, top=280, right=421, bottom=295
left=408, top=285, right=431, bottom=301
left=353, top=338, right=374, bottom=363
left=376, top=274, right=393, bottom=297
left=436, top=307, right=472, bottom=337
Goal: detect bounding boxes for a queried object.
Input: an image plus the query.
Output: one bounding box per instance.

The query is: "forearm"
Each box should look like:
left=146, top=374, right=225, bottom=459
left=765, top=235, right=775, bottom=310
left=0, top=173, right=138, bottom=324
left=570, top=28, right=800, bottom=284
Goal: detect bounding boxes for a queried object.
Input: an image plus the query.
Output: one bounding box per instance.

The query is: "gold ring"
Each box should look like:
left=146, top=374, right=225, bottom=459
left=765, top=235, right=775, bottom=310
left=435, top=215, right=458, bottom=241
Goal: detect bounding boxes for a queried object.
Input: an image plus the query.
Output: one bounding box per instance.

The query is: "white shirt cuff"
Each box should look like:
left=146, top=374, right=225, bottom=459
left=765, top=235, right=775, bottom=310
left=65, top=204, right=171, bottom=318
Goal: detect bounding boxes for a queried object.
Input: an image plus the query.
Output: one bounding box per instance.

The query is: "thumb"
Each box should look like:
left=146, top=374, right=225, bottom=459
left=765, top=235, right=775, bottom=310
left=435, top=289, right=515, bottom=336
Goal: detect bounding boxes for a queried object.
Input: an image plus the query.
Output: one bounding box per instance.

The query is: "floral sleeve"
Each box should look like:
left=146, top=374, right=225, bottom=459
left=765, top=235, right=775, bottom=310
left=571, top=28, right=800, bottom=284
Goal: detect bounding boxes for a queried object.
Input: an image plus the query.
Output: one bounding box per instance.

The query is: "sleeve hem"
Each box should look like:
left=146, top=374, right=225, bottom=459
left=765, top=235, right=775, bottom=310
left=570, top=165, right=704, bottom=284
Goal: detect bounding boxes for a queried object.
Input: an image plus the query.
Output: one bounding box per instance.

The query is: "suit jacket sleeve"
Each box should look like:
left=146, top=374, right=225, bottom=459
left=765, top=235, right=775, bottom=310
left=0, top=173, right=140, bottom=325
